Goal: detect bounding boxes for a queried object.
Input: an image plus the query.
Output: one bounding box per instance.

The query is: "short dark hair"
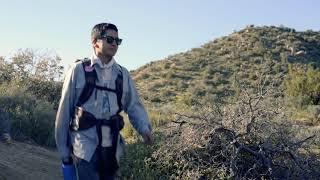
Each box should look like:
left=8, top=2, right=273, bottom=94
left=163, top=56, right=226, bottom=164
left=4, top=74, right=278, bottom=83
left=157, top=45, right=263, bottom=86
left=91, top=23, right=118, bottom=41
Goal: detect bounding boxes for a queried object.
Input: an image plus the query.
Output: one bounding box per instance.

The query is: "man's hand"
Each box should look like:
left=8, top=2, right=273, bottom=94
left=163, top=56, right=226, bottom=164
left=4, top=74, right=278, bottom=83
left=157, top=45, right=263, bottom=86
left=62, top=156, right=73, bottom=165
left=142, top=131, right=153, bottom=145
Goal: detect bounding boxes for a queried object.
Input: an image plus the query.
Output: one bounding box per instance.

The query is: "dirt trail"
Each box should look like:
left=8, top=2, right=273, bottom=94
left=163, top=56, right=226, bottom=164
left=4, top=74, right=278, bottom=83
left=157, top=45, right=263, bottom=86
left=0, top=141, right=63, bottom=180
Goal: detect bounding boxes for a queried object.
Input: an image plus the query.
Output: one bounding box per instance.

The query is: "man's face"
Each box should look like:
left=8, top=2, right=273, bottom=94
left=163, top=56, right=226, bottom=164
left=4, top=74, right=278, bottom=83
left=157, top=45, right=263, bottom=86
left=93, top=29, right=120, bottom=58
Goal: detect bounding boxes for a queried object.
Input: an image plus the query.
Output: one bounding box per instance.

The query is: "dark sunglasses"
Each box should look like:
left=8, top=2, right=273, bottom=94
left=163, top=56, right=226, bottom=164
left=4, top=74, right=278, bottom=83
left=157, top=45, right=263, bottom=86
left=101, top=35, right=122, bottom=45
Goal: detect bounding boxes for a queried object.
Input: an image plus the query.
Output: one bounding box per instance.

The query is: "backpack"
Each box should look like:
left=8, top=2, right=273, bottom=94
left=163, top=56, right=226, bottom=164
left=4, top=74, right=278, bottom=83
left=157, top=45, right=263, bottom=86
left=76, top=58, right=123, bottom=114
left=71, top=59, right=125, bottom=173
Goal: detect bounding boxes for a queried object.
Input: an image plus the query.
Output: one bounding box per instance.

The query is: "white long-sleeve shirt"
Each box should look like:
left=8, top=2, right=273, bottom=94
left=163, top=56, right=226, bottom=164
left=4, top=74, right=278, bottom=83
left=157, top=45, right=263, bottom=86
left=55, top=56, right=152, bottom=161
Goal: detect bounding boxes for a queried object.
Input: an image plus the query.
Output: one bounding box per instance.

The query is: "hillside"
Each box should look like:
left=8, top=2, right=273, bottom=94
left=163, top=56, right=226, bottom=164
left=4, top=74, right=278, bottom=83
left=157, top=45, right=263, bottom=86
left=0, top=25, right=319, bottom=179
left=132, top=25, right=320, bottom=105
left=0, top=141, right=62, bottom=180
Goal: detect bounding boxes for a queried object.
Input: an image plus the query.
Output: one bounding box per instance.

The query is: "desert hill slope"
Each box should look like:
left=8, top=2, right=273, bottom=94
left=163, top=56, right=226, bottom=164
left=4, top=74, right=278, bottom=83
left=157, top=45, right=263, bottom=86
left=132, top=25, right=320, bottom=105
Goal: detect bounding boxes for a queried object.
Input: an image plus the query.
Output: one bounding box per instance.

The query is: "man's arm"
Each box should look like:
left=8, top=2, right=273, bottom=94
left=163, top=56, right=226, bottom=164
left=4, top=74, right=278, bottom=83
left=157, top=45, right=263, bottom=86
left=122, top=72, right=152, bottom=143
left=55, top=65, right=77, bottom=160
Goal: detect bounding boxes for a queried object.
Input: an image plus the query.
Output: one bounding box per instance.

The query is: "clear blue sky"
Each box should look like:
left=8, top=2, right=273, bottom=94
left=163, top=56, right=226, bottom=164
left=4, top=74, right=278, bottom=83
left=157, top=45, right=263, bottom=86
left=1, top=0, right=319, bottom=71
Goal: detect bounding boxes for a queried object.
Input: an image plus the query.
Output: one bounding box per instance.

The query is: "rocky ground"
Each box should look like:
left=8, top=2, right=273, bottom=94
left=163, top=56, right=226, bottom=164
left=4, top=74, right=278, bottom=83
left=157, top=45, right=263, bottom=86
left=0, top=141, right=62, bottom=180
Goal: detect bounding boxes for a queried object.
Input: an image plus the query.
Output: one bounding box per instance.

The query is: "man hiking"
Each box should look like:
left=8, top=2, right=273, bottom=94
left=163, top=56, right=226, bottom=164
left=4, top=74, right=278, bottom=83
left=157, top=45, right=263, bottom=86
left=55, top=22, right=153, bottom=180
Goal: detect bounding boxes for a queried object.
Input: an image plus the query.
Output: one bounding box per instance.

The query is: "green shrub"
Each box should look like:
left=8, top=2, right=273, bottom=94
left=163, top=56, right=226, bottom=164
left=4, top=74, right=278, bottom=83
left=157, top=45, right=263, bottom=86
left=285, top=66, right=320, bottom=107
left=0, top=82, right=56, bottom=146
left=119, top=131, right=164, bottom=179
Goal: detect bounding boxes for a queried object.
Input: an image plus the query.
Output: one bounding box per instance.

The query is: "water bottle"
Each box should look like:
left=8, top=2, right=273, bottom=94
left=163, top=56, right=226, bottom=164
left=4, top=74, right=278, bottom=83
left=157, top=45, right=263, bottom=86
left=62, top=159, right=76, bottom=180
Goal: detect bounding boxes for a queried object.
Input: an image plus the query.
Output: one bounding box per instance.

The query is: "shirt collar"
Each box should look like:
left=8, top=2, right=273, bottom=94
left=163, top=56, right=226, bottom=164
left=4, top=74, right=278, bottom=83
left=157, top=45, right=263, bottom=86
left=91, top=53, right=115, bottom=69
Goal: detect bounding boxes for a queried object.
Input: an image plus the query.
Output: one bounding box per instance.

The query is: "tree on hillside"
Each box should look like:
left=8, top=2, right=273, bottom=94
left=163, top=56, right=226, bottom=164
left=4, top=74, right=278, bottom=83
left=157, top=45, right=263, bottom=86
left=0, top=56, right=14, bottom=83
left=10, top=49, right=35, bottom=81
left=0, top=49, right=65, bottom=146
left=34, top=54, right=64, bottom=81
left=1, top=49, right=64, bottom=107
left=9, top=49, right=64, bottom=82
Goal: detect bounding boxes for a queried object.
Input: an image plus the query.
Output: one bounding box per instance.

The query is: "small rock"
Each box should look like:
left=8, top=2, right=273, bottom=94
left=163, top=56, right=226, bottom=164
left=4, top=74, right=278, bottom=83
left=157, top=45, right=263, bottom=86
left=1, top=133, right=12, bottom=145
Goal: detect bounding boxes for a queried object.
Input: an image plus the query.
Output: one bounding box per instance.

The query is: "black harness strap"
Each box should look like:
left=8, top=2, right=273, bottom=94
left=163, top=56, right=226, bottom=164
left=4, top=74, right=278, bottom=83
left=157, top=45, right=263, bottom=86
left=76, top=59, right=123, bottom=113
left=115, top=68, right=123, bottom=114
left=95, top=85, right=117, bottom=92
left=96, top=115, right=123, bottom=177
left=76, top=60, right=97, bottom=107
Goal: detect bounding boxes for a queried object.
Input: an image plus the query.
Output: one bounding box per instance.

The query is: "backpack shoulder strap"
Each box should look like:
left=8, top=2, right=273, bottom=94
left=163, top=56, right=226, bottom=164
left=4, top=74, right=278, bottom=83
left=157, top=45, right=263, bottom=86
left=76, top=58, right=97, bottom=106
left=115, top=64, right=123, bottom=114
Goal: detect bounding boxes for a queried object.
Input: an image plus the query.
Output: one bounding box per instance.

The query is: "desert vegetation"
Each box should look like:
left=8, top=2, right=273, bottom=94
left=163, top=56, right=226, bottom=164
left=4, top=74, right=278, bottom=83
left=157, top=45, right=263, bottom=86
left=1, top=26, right=319, bottom=179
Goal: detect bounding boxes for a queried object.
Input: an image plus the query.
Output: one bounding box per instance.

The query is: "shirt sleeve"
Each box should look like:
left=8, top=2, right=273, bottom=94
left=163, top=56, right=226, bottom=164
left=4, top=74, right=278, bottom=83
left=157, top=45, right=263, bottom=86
left=123, top=72, right=152, bottom=136
left=55, top=65, right=77, bottom=160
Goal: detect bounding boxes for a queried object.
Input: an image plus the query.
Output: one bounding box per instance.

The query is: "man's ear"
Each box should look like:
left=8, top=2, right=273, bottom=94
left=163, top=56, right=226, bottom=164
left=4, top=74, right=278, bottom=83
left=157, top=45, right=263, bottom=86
left=92, top=39, right=99, bottom=48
